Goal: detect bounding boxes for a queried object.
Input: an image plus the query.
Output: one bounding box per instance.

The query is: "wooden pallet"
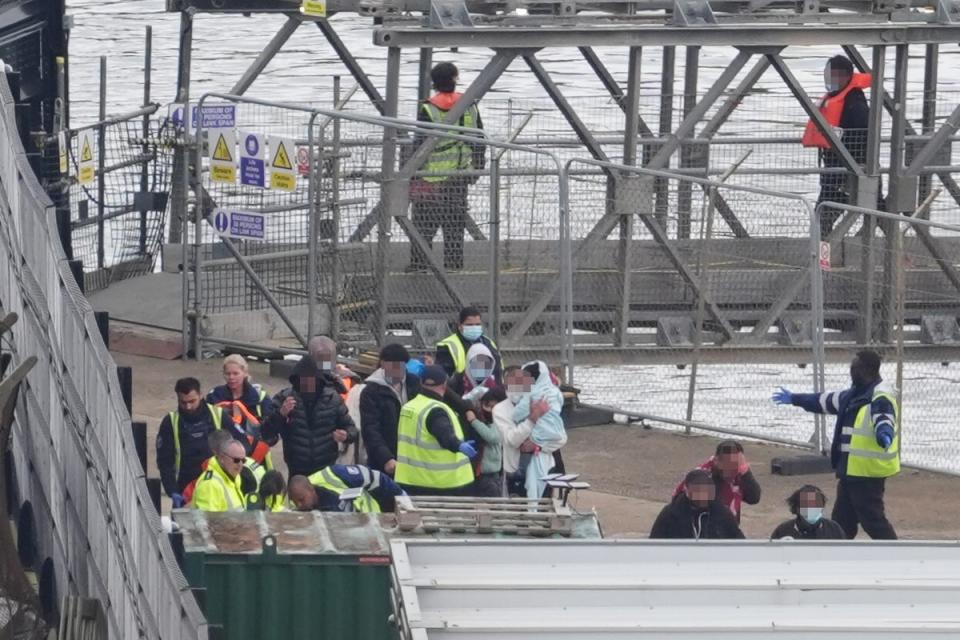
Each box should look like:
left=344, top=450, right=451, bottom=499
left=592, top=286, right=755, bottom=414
left=396, top=496, right=574, bottom=537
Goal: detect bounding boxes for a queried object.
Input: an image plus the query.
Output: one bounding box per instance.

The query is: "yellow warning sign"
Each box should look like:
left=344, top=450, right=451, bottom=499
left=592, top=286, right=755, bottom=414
left=270, top=172, right=296, bottom=192
left=58, top=132, right=67, bottom=174
left=80, top=137, right=93, bottom=163
left=302, top=0, right=326, bottom=17
left=213, top=134, right=233, bottom=162
left=78, top=130, right=95, bottom=186
left=272, top=141, right=293, bottom=170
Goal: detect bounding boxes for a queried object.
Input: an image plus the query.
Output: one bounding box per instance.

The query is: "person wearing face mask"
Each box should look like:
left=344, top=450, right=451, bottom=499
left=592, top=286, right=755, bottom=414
left=773, top=349, right=899, bottom=539
left=801, top=54, right=872, bottom=238
left=512, top=361, right=568, bottom=500
left=436, top=306, right=503, bottom=383
left=262, top=355, right=358, bottom=478
left=360, top=344, right=422, bottom=476
left=156, top=377, right=230, bottom=508
left=650, top=469, right=745, bottom=540
left=771, top=485, right=846, bottom=540
left=672, top=440, right=761, bottom=523
left=493, top=366, right=552, bottom=496
left=463, top=387, right=505, bottom=496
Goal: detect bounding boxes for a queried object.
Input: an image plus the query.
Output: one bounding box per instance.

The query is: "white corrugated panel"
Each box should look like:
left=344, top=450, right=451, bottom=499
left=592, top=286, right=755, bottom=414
left=391, top=539, right=960, bottom=639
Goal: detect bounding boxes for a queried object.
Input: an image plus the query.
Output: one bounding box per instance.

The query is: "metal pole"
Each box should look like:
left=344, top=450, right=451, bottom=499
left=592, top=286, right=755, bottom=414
left=417, top=48, right=433, bottom=104
left=559, top=162, right=573, bottom=384
left=882, top=44, right=909, bottom=343
left=376, top=47, right=402, bottom=344
left=656, top=46, right=675, bottom=231
left=858, top=45, right=886, bottom=344
left=331, top=76, right=343, bottom=339
left=97, top=56, right=106, bottom=271
left=171, top=8, right=193, bottom=246
left=307, top=106, right=319, bottom=339
left=618, top=46, right=642, bottom=347
left=919, top=44, right=938, bottom=201
left=192, top=99, right=205, bottom=360
left=489, top=154, right=501, bottom=343
left=139, top=26, right=152, bottom=256
left=678, top=45, right=700, bottom=240
left=811, top=203, right=829, bottom=454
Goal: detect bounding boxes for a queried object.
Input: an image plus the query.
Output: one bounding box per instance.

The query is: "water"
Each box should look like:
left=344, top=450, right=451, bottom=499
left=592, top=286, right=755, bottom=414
left=65, top=1, right=960, bottom=474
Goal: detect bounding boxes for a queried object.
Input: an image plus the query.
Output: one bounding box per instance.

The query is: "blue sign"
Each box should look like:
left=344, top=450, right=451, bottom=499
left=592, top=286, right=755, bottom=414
left=192, top=104, right=236, bottom=129
left=213, top=209, right=266, bottom=242
left=240, top=132, right=265, bottom=189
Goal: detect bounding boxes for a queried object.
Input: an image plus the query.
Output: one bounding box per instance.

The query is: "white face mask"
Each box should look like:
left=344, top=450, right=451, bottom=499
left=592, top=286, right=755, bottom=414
left=799, top=507, right=823, bottom=525
left=507, top=387, right=528, bottom=405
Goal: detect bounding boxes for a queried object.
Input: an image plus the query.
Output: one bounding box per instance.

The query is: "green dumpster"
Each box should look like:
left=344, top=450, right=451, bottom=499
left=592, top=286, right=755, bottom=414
left=174, top=511, right=396, bottom=640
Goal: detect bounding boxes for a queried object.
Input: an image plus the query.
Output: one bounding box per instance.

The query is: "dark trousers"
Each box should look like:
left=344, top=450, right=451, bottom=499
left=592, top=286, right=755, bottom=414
left=832, top=476, right=898, bottom=540
left=472, top=472, right=504, bottom=497
left=817, top=183, right=848, bottom=238
left=399, top=483, right=472, bottom=497
left=409, top=180, right=468, bottom=271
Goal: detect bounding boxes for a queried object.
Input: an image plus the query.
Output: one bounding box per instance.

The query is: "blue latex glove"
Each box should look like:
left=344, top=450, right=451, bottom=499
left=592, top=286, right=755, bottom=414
left=458, top=440, right=478, bottom=459
left=772, top=387, right=794, bottom=405
left=406, top=359, right=425, bottom=378
left=877, top=432, right=893, bottom=449
left=171, top=493, right=186, bottom=508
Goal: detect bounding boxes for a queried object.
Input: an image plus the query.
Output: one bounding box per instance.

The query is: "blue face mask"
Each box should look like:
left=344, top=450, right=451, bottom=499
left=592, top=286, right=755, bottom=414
left=469, top=367, right=492, bottom=383
left=799, top=507, right=823, bottom=525
left=461, top=325, right=483, bottom=342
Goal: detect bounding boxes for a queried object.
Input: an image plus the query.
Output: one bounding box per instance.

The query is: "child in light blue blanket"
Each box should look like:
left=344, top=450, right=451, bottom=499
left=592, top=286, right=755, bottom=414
left=510, top=361, right=567, bottom=500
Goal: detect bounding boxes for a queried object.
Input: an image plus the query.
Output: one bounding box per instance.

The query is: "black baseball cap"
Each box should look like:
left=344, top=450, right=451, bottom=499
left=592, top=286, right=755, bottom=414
left=421, top=365, right=448, bottom=386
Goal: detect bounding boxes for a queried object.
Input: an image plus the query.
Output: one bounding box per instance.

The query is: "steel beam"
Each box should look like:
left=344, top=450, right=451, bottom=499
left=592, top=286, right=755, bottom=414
left=904, top=101, right=960, bottom=176
left=316, top=19, right=387, bottom=113
left=767, top=52, right=863, bottom=175
left=505, top=57, right=751, bottom=342
left=578, top=46, right=654, bottom=136
left=677, top=45, right=699, bottom=240
left=655, top=46, right=675, bottom=229
left=375, top=46, right=401, bottom=342
left=918, top=44, right=938, bottom=200
left=230, top=15, right=302, bottom=96
left=417, top=47, right=433, bottom=104
left=617, top=46, right=642, bottom=347
left=373, top=24, right=960, bottom=49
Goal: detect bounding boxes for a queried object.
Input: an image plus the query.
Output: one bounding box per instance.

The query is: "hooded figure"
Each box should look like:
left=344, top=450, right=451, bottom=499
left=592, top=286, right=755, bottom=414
left=262, top=356, right=358, bottom=477
left=460, top=342, right=497, bottom=404
left=512, top=361, right=567, bottom=499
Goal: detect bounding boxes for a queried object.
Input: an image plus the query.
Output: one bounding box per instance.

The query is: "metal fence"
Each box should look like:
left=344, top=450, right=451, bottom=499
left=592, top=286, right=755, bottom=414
left=0, top=72, right=206, bottom=639
left=186, top=92, right=572, bottom=372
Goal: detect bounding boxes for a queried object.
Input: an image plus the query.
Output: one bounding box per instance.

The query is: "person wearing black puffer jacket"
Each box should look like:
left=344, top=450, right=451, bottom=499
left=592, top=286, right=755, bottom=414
left=360, top=344, right=422, bottom=476
left=650, top=469, right=745, bottom=540
left=262, top=356, right=358, bottom=478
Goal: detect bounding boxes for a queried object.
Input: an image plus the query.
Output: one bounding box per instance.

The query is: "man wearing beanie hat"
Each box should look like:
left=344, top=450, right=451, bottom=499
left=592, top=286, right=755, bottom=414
left=395, top=364, right=478, bottom=495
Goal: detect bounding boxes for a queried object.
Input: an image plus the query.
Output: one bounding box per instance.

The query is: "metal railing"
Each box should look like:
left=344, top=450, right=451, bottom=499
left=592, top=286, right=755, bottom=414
left=0, top=72, right=206, bottom=639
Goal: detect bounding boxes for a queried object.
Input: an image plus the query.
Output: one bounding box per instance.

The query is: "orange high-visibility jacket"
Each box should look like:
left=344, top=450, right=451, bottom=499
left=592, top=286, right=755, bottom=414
left=801, top=73, right=872, bottom=149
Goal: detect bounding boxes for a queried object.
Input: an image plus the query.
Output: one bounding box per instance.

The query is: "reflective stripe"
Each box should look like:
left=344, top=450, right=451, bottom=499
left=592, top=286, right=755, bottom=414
left=848, top=448, right=898, bottom=460
left=397, top=433, right=447, bottom=451
left=171, top=405, right=223, bottom=478
left=397, top=455, right=475, bottom=471
left=841, top=426, right=854, bottom=435
left=819, top=393, right=830, bottom=413
left=840, top=443, right=851, bottom=452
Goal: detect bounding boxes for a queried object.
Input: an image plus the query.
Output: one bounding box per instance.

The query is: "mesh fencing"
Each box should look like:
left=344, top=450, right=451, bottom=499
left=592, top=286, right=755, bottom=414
left=189, top=94, right=569, bottom=369
left=62, top=108, right=175, bottom=292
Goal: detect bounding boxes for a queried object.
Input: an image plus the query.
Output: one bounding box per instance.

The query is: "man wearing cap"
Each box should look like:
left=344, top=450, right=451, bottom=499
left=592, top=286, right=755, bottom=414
left=395, top=365, right=478, bottom=495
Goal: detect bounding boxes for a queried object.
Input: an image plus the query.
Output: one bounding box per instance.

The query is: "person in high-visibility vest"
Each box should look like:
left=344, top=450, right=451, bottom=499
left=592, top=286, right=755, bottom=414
left=192, top=439, right=247, bottom=513
left=404, top=62, right=486, bottom=273
left=156, top=377, right=227, bottom=508
left=773, top=349, right=899, bottom=539
left=801, top=55, right=872, bottom=238
left=182, top=430, right=265, bottom=504
left=288, top=464, right=406, bottom=513
left=394, top=365, right=478, bottom=495
left=245, top=470, right=287, bottom=512
left=206, top=354, right=277, bottom=470
left=436, top=306, right=502, bottom=383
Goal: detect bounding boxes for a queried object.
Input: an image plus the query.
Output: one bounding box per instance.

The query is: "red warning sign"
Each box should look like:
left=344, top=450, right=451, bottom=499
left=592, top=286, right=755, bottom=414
left=819, top=241, right=831, bottom=271
left=297, top=146, right=310, bottom=177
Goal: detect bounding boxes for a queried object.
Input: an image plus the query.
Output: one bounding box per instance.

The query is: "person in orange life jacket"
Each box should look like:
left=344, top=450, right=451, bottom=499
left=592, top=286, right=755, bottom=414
left=156, top=377, right=233, bottom=508
left=206, top=354, right=277, bottom=467
left=672, top=440, right=761, bottom=523
left=650, top=469, right=745, bottom=540
left=771, top=485, right=846, bottom=540
left=404, top=62, right=486, bottom=273
left=802, top=55, right=872, bottom=238
left=262, top=356, right=358, bottom=478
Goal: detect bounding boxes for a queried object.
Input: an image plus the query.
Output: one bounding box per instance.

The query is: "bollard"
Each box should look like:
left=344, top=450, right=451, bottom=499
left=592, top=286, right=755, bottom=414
left=67, top=260, right=84, bottom=294
left=146, top=477, right=162, bottom=514
left=116, top=366, right=133, bottom=415
left=131, top=421, right=147, bottom=474
left=94, top=311, right=109, bottom=348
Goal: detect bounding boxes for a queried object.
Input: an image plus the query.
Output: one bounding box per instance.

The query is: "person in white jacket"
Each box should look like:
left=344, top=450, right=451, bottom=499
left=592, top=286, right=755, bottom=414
left=492, top=365, right=565, bottom=496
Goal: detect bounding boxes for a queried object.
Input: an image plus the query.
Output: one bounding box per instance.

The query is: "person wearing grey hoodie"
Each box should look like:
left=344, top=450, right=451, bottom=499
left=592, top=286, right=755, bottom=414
left=360, top=344, right=422, bottom=475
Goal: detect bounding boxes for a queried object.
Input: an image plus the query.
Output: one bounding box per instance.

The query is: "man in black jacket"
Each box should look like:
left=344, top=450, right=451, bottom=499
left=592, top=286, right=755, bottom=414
left=650, top=469, right=745, bottom=540
left=156, top=377, right=229, bottom=507
left=262, top=356, right=358, bottom=477
left=360, top=343, right=422, bottom=476
left=816, top=55, right=871, bottom=237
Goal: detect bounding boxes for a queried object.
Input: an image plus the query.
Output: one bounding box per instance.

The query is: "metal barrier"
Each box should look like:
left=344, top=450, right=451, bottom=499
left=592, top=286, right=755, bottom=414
left=186, top=92, right=572, bottom=375
left=0, top=72, right=206, bottom=639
